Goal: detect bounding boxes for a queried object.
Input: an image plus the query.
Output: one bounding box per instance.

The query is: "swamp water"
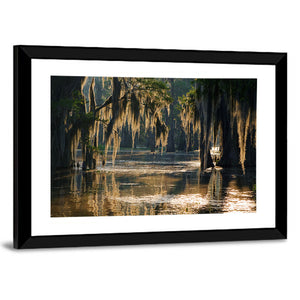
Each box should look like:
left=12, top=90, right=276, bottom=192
left=51, top=151, right=256, bottom=217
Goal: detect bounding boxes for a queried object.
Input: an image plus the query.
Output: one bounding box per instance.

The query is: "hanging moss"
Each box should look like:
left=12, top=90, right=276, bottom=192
left=179, top=79, right=257, bottom=173
left=97, top=77, right=172, bottom=165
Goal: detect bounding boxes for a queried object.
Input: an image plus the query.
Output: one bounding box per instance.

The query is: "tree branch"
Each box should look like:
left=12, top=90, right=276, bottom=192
left=95, top=96, right=112, bottom=112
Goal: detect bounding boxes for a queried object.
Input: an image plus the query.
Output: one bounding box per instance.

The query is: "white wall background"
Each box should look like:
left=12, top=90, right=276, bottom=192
left=0, top=1, right=298, bottom=299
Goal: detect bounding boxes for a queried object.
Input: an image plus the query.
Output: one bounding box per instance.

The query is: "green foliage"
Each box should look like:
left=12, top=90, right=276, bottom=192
left=128, top=77, right=173, bottom=105
left=52, top=90, right=86, bottom=122
left=80, top=135, right=105, bottom=157
left=52, top=90, right=84, bottom=114
left=178, top=87, right=196, bottom=110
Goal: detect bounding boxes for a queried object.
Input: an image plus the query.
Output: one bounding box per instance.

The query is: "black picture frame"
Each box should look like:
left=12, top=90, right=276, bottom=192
left=13, top=45, right=287, bottom=249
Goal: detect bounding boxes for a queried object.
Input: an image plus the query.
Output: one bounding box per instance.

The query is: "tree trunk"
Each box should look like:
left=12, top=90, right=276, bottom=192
left=166, top=79, right=175, bottom=152
left=51, top=76, right=84, bottom=172
left=218, top=94, right=240, bottom=168
left=245, top=127, right=256, bottom=167
left=199, top=127, right=214, bottom=172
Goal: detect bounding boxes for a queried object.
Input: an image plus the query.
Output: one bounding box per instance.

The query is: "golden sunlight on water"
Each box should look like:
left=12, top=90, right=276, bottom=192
left=51, top=152, right=256, bottom=217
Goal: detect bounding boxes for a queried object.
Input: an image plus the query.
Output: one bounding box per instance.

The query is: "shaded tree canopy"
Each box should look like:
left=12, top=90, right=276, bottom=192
left=51, top=77, right=256, bottom=174
left=51, top=76, right=173, bottom=170
left=179, top=79, right=256, bottom=173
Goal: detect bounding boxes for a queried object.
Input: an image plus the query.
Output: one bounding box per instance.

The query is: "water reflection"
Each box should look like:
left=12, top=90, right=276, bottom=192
left=51, top=152, right=256, bottom=217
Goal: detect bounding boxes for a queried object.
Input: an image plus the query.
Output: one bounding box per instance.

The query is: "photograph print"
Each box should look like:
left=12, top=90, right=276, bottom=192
left=51, top=76, right=257, bottom=217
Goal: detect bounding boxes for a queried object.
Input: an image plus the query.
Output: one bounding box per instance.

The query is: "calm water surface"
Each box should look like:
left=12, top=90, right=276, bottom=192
left=51, top=151, right=256, bottom=217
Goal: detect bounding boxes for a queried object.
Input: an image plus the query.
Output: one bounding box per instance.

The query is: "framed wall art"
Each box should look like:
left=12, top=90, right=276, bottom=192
left=14, top=45, right=287, bottom=248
